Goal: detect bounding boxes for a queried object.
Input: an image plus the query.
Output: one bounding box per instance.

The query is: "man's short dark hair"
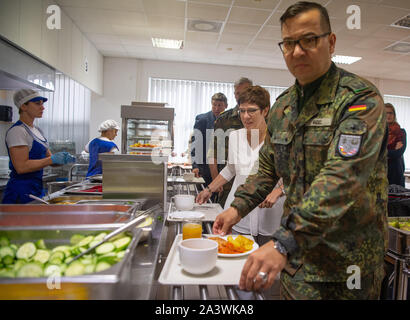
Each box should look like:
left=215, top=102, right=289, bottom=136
left=234, top=77, right=253, bottom=88
left=280, top=1, right=332, bottom=33
left=212, top=92, right=228, bottom=105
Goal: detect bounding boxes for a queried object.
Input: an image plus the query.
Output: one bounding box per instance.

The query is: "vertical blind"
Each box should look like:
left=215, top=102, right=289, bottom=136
left=36, top=74, right=91, bottom=154
left=384, top=95, right=410, bottom=170
left=148, top=77, right=286, bottom=155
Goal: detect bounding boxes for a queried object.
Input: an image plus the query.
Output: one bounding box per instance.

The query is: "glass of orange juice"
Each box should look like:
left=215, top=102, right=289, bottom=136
left=182, top=219, right=203, bottom=240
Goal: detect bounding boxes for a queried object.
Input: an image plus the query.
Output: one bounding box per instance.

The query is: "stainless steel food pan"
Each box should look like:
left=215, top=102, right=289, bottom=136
left=388, top=216, right=410, bottom=256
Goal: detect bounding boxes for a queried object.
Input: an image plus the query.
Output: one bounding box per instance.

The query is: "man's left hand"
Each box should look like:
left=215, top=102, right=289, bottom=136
left=239, top=240, right=287, bottom=291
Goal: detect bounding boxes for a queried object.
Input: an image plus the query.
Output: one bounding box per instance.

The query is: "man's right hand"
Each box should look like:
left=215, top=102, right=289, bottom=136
left=212, top=207, right=241, bottom=235
left=192, top=168, right=200, bottom=178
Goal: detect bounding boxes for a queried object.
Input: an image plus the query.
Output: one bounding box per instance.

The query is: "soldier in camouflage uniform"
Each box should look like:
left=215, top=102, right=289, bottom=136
left=208, top=77, right=253, bottom=207
left=213, top=2, right=388, bottom=300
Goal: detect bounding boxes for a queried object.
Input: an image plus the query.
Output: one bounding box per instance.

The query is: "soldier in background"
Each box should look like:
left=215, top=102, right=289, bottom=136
left=207, top=77, right=253, bottom=206
left=212, top=1, right=388, bottom=299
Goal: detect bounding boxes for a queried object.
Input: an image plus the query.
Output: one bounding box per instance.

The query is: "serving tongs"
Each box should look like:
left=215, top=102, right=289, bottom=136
left=67, top=203, right=161, bottom=265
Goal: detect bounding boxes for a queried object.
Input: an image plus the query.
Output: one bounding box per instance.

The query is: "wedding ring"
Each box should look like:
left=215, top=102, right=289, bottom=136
left=255, top=271, right=268, bottom=283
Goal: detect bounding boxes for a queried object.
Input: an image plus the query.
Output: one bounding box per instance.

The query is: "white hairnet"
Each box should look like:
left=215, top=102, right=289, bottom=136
left=98, top=120, right=120, bottom=132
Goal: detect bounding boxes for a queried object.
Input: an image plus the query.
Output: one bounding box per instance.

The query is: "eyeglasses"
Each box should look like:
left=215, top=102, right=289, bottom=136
left=238, top=108, right=260, bottom=116
left=278, top=32, right=330, bottom=54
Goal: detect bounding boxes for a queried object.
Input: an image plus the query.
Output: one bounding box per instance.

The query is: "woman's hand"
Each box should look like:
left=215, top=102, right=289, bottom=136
left=196, top=188, right=212, bottom=204
left=212, top=207, right=241, bottom=235
left=258, top=187, right=282, bottom=208
left=395, top=141, right=404, bottom=150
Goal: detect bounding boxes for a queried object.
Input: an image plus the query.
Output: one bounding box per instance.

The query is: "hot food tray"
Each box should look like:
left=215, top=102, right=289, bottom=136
left=63, top=183, right=102, bottom=195
left=388, top=217, right=410, bottom=256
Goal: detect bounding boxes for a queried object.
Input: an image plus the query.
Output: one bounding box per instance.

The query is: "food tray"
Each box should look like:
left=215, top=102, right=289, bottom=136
left=63, top=183, right=102, bottom=195
left=167, top=176, right=205, bottom=184
left=0, top=204, right=134, bottom=226
left=0, top=225, right=142, bottom=284
left=46, top=195, right=103, bottom=204
left=167, top=203, right=223, bottom=222
left=158, top=234, right=255, bottom=286
left=388, top=216, right=410, bottom=256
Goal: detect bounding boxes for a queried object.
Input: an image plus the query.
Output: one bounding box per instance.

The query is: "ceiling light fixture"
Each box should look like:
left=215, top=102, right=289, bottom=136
left=332, top=55, right=362, bottom=64
left=152, top=38, right=183, bottom=49
left=391, top=14, right=410, bottom=29
left=384, top=41, right=410, bottom=53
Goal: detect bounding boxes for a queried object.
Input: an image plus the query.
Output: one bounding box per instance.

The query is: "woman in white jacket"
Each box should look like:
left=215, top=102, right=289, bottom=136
left=196, top=86, right=285, bottom=245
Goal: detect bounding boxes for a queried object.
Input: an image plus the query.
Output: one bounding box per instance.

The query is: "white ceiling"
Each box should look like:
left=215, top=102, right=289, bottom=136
left=56, top=0, right=410, bottom=82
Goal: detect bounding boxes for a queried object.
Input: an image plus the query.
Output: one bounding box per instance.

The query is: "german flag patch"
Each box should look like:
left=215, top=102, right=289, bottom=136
left=348, top=105, right=367, bottom=112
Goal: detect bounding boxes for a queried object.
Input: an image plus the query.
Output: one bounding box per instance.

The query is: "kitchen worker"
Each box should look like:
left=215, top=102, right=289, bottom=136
left=85, top=120, right=120, bottom=177
left=212, top=1, right=388, bottom=299
left=207, top=77, right=253, bottom=206
left=2, top=89, right=76, bottom=204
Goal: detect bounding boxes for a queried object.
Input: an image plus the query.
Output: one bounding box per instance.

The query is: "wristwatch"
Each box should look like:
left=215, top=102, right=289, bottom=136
left=273, top=241, right=288, bottom=257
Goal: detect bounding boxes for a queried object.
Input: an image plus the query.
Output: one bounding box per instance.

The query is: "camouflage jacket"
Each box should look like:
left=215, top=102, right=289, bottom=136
left=231, top=63, right=389, bottom=282
left=207, top=105, right=244, bottom=172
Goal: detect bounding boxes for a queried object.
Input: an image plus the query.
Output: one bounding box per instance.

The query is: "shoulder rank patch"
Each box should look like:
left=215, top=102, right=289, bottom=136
left=348, top=105, right=367, bottom=112
left=338, top=134, right=362, bottom=158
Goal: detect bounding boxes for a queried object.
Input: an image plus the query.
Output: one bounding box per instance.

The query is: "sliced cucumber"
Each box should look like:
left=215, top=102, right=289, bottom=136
left=70, top=234, right=85, bottom=245
left=13, top=260, right=26, bottom=272
left=113, top=236, right=131, bottom=251
left=44, top=264, right=63, bottom=277
left=52, top=246, right=71, bottom=258
left=84, top=264, right=95, bottom=274
left=10, top=244, right=18, bottom=252
left=116, top=251, right=126, bottom=260
left=97, top=252, right=117, bottom=264
left=0, top=236, right=10, bottom=247
left=35, top=239, right=47, bottom=250
left=88, top=240, right=101, bottom=249
left=49, top=251, right=65, bottom=264
left=33, top=249, right=50, bottom=264
left=93, top=232, right=107, bottom=242
left=0, top=268, right=15, bottom=278
left=110, top=232, right=127, bottom=241
left=16, top=242, right=37, bottom=260
left=2, top=255, right=14, bottom=265
left=16, top=262, right=43, bottom=278
left=77, top=236, right=94, bottom=248
left=65, top=261, right=85, bottom=276
left=95, top=262, right=111, bottom=272
left=0, top=246, right=15, bottom=259
left=95, top=242, right=115, bottom=255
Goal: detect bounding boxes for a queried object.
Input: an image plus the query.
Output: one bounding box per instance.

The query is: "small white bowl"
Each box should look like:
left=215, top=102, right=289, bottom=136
left=178, top=238, right=218, bottom=274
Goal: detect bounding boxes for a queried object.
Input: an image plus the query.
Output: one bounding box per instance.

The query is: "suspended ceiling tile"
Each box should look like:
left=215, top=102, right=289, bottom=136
left=372, top=25, right=410, bottom=41
left=233, top=0, right=281, bottom=10
left=85, top=33, right=122, bottom=44
left=380, top=0, right=410, bottom=10
left=188, top=0, right=232, bottom=6
left=187, top=2, right=230, bottom=21
left=223, top=22, right=261, bottom=36
left=219, top=32, right=254, bottom=45
left=250, top=38, right=278, bottom=50
left=56, top=0, right=144, bottom=11
left=277, top=0, right=329, bottom=12
left=186, top=31, right=220, bottom=43
left=228, top=6, right=271, bottom=25
left=258, top=25, right=282, bottom=40
left=142, top=0, right=185, bottom=18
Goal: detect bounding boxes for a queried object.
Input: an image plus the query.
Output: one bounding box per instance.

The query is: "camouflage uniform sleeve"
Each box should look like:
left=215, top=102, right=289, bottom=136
left=230, top=128, right=280, bottom=217
left=273, top=90, right=386, bottom=256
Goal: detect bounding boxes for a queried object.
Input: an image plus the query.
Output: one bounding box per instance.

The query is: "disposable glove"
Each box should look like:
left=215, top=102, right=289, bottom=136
left=51, top=152, right=76, bottom=165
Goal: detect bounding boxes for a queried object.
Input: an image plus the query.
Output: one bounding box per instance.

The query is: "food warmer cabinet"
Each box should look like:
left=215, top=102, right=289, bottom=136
left=121, top=102, right=174, bottom=156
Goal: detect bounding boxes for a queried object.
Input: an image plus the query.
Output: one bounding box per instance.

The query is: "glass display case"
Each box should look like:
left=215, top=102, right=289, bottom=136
left=121, top=102, right=174, bottom=156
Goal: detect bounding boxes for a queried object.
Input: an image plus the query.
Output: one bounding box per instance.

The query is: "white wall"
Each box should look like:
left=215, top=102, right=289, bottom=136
left=90, top=58, right=139, bottom=149
left=0, top=0, right=103, bottom=95
left=91, top=57, right=410, bottom=152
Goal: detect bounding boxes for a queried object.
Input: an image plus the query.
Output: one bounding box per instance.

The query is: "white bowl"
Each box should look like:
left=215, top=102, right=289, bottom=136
left=178, top=238, right=218, bottom=274
left=173, top=194, right=195, bottom=211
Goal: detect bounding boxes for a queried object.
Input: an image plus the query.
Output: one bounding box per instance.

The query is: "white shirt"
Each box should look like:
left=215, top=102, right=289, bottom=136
left=6, top=122, right=46, bottom=151
left=220, top=128, right=285, bottom=236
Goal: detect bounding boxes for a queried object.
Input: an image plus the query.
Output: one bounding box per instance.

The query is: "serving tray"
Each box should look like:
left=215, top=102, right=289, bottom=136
left=158, top=234, right=255, bottom=286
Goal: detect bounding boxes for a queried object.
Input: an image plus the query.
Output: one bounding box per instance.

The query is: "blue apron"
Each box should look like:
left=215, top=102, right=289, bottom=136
left=2, top=121, right=49, bottom=204
left=86, top=138, right=118, bottom=177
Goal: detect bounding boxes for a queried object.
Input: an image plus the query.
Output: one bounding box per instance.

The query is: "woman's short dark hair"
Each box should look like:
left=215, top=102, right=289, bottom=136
left=280, top=1, right=332, bottom=33
left=238, top=86, right=270, bottom=111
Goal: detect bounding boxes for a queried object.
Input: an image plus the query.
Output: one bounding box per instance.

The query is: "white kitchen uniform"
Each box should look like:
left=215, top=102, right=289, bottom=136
left=220, top=128, right=284, bottom=236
